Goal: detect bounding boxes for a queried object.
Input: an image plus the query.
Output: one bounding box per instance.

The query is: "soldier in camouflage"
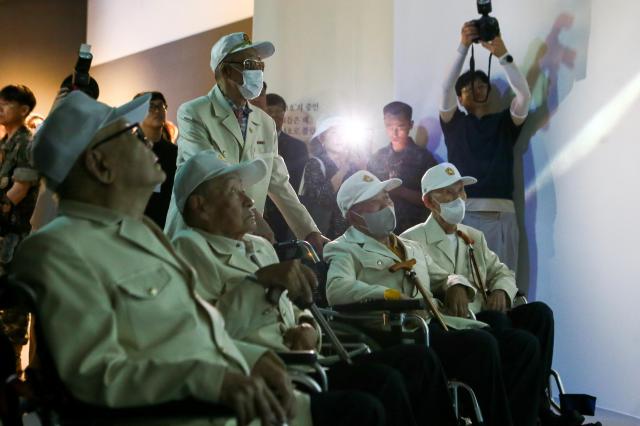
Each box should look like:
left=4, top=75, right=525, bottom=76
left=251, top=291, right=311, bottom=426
left=0, top=84, right=39, bottom=372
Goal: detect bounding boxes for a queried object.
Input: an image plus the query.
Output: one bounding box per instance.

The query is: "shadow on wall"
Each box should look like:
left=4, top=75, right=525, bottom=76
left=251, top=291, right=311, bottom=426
left=515, top=7, right=590, bottom=297
left=414, top=3, right=591, bottom=297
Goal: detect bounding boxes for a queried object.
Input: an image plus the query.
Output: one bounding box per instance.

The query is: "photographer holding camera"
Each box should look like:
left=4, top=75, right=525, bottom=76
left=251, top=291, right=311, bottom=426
left=439, top=5, right=531, bottom=274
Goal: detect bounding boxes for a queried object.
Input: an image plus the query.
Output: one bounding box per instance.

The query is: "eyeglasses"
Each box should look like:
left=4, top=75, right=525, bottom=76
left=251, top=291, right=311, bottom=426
left=148, top=102, right=167, bottom=112
left=225, top=59, right=265, bottom=71
left=92, top=122, right=151, bottom=149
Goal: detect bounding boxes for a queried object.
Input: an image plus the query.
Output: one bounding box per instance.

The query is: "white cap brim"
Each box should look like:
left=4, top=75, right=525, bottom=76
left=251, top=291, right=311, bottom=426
left=340, top=178, right=402, bottom=216
left=425, top=176, right=477, bottom=195
left=175, top=155, right=268, bottom=214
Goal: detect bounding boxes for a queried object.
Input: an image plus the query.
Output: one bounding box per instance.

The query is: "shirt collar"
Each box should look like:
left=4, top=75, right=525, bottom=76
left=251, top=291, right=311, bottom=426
left=58, top=200, right=129, bottom=225
left=194, top=228, right=248, bottom=255
left=221, top=90, right=252, bottom=116
left=1, top=125, right=30, bottom=143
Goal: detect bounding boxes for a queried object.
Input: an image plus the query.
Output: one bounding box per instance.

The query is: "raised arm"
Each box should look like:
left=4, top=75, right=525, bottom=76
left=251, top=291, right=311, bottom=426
left=479, top=36, right=531, bottom=125
left=440, top=22, right=476, bottom=122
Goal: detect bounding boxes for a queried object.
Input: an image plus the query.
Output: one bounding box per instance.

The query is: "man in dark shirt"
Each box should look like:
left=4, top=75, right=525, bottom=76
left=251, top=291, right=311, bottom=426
left=439, top=23, right=531, bottom=271
left=264, top=92, right=309, bottom=241
left=367, top=101, right=436, bottom=233
left=134, top=91, right=177, bottom=228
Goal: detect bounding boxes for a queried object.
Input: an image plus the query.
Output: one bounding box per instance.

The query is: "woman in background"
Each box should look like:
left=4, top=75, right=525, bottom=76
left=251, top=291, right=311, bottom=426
left=299, top=117, right=363, bottom=239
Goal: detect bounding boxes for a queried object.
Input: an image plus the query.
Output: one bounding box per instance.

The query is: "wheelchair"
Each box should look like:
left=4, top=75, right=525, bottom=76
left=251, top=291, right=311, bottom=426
left=275, top=240, right=601, bottom=426
left=0, top=275, right=325, bottom=425
left=274, top=240, right=485, bottom=426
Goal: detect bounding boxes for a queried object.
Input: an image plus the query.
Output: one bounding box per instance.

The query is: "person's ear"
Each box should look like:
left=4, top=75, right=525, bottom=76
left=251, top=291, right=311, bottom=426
left=423, top=193, right=437, bottom=211
left=84, top=149, right=114, bottom=184
left=19, top=105, right=30, bottom=119
left=186, top=194, right=204, bottom=215
left=409, top=120, right=414, bottom=131
left=346, top=208, right=361, bottom=226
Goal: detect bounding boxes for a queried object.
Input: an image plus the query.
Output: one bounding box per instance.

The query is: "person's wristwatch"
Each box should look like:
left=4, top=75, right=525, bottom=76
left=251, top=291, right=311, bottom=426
left=499, top=52, right=514, bottom=65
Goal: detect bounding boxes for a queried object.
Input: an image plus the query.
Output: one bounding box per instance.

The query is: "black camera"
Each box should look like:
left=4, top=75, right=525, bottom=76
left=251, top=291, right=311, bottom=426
left=472, top=0, right=500, bottom=42
left=72, top=43, right=93, bottom=88
left=61, top=43, right=100, bottom=99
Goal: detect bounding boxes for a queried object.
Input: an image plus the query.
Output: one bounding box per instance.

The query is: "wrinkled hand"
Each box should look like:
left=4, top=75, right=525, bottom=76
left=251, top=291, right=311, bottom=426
left=480, top=35, right=508, bottom=57
left=485, top=290, right=508, bottom=312
left=461, top=21, right=479, bottom=47
left=283, top=323, right=319, bottom=351
left=219, top=370, right=286, bottom=426
left=444, top=285, right=470, bottom=318
left=305, top=231, right=330, bottom=256
left=252, top=208, right=276, bottom=243
left=252, top=351, right=296, bottom=421
left=255, top=259, right=317, bottom=307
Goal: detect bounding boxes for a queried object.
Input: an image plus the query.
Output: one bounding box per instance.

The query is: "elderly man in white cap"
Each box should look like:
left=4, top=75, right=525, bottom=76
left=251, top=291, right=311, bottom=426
left=164, top=32, right=327, bottom=254
left=9, top=91, right=324, bottom=426
left=164, top=150, right=387, bottom=426
left=402, top=162, right=562, bottom=426
left=323, top=170, right=538, bottom=426
left=170, top=151, right=464, bottom=426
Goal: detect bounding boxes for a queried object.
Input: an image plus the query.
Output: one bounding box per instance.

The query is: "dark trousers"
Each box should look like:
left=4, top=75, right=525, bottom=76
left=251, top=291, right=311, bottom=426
left=310, top=390, right=385, bottom=426
left=478, top=302, right=555, bottom=420
left=328, top=344, right=458, bottom=426
left=429, top=324, right=513, bottom=426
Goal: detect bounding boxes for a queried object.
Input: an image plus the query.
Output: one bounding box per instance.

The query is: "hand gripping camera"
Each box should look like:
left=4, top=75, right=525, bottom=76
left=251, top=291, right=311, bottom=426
left=472, top=0, right=500, bottom=42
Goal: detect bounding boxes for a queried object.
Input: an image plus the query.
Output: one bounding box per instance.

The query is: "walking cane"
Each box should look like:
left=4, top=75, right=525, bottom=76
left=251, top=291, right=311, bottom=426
left=265, top=241, right=353, bottom=365
left=389, top=259, right=449, bottom=331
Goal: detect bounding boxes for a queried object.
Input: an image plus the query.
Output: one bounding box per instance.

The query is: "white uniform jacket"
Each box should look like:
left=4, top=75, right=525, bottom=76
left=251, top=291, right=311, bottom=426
left=10, top=201, right=267, bottom=407
left=401, top=215, right=518, bottom=314
left=172, top=229, right=319, bottom=352
left=164, top=85, right=318, bottom=239
left=323, top=226, right=486, bottom=330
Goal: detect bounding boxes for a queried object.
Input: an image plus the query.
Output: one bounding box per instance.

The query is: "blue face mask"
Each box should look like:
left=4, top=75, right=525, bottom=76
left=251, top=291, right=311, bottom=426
left=355, top=206, right=397, bottom=238
left=237, top=70, right=264, bottom=100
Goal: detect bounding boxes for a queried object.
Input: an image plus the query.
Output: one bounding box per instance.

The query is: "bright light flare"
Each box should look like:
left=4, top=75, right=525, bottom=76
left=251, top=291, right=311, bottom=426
left=525, top=71, right=640, bottom=201
left=338, top=119, right=370, bottom=147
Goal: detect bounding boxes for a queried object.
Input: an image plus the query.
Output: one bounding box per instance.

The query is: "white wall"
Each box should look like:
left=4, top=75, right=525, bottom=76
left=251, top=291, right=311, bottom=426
left=253, top=0, right=394, bottom=147
left=87, top=0, right=253, bottom=65
left=396, top=0, right=640, bottom=417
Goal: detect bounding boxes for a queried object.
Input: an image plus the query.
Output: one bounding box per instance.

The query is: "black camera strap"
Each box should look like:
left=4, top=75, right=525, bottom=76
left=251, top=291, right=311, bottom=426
left=469, top=44, right=493, bottom=103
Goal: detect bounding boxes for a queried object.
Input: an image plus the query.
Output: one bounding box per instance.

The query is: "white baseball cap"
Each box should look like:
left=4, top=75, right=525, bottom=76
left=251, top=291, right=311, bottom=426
left=336, top=170, right=402, bottom=217
left=210, top=32, right=275, bottom=72
left=420, top=162, right=477, bottom=195
left=32, top=91, right=151, bottom=189
left=173, top=150, right=268, bottom=214
left=311, top=116, right=347, bottom=141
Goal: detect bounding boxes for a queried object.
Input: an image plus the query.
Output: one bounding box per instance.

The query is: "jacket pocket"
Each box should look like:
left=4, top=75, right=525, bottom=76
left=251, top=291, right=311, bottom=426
left=360, top=256, right=392, bottom=272
left=113, top=266, right=176, bottom=347
left=115, top=266, right=171, bottom=300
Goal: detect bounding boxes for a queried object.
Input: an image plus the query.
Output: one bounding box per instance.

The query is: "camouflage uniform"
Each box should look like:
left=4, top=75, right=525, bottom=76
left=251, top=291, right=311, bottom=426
left=0, top=125, right=38, bottom=369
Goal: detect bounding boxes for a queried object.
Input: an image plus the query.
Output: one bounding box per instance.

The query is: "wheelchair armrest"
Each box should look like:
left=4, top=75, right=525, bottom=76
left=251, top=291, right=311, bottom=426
left=276, top=350, right=319, bottom=365
left=331, top=299, right=424, bottom=313
left=320, top=342, right=371, bottom=366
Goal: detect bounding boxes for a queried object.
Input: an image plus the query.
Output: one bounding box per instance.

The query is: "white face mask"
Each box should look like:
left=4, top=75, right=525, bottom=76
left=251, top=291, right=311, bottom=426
left=237, top=70, right=264, bottom=100
left=437, top=197, right=466, bottom=225
left=356, top=206, right=397, bottom=238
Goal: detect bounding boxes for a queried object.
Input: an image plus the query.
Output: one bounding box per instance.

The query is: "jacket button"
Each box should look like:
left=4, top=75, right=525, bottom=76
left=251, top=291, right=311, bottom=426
left=148, top=287, right=158, bottom=296
left=377, top=260, right=382, bottom=265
